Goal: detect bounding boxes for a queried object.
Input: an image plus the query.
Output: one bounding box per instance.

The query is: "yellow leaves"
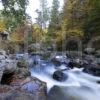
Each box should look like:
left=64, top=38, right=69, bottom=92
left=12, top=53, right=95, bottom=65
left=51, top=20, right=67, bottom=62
left=66, top=29, right=84, bottom=38
left=32, top=24, right=40, bottom=29
left=65, top=0, right=77, bottom=12
left=0, top=20, right=6, bottom=31
left=55, top=31, right=63, bottom=42
left=54, top=29, right=67, bottom=44
left=32, top=24, right=43, bottom=42
left=62, top=19, right=69, bottom=30
left=43, top=28, right=48, bottom=33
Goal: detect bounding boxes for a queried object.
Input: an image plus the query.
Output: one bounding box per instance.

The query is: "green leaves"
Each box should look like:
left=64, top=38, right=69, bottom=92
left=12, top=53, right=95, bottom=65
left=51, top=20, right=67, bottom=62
left=84, top=0, right=100, bottom=40
left=1, top=0, right=29, bottom=32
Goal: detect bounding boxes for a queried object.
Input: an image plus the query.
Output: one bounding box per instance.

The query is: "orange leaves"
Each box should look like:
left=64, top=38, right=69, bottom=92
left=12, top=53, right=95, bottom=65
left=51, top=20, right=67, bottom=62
left=11, top=25, right=27, bottom=43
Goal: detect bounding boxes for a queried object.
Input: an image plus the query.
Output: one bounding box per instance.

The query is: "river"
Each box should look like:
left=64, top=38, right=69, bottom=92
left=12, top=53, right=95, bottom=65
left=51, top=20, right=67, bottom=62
left=29, top=54, right=100, bottom=100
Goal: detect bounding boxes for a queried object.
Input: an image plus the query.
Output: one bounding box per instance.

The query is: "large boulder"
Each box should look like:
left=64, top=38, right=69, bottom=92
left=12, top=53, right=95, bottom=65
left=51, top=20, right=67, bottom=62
left=51, top=54, right=67, bottom=66
left=95, top=50, right=100, bottom=58
left=67, top=61, right=75, bottom=69
left=67, top=59, right=82, bottom=68
left=53, top=70, right=68, bottom=82
left=4, top=62, right=17, bottom=74
left=51, top=58, right=62, bottom=66
left=84, top=55, right=96, bottom=63
left=48, top=86, right=100, bottom=100
left=0, top=75, right=47, bottom=100
left=84, top=48, right=96, bottom=55
left=0, top=60, right=17, bottom=83
left=83, top=66, right=100, bottom=76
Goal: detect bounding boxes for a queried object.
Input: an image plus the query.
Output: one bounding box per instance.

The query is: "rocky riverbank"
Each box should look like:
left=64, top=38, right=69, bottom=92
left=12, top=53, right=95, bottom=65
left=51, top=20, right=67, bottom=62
left=0, top=76, right=47, bottom=100
left=0, top=48, right=100, bottom=100
left=0, top=50, right=47, bottom=100
left=67, top=48, right=100, bottom=76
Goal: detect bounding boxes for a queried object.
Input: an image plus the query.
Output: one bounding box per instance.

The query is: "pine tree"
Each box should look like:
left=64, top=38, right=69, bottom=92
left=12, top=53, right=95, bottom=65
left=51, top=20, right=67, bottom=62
left=36, top=0, right=49, bottom=29
left=84, top=0, right=100, bottom=40
left=48, top=0, right=60, bottom=36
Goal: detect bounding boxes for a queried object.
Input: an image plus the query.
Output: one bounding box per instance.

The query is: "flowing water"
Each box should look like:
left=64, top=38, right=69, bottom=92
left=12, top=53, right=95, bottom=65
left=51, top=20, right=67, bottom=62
left=29, top=54, right=100, bottom=99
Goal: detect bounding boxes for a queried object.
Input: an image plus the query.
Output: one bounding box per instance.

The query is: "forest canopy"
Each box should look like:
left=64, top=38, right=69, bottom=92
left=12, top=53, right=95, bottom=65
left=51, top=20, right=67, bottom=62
left=0, top=0, right=100, bottom=51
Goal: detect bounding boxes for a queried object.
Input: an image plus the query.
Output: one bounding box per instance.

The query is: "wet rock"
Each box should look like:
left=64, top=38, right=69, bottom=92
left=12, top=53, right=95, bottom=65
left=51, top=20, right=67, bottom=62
left=67, top=61, right=75, bottom=68
left=17, top=59, right=28, bottom=68
left=51, top=54, right=67, bottom=67
left=50, top=52, right=68, bottom=66
left=33, top=60, right=39, bottom=65
left=96, top=58, right=100, bottom=65
left=48, top=86, right=100, bottom=100
left=84, top=48, right=96, bottom=55
left=95, top=50, right=100, bottom=58
left=28, top=58, right=38, bottom=68
left=29, top=54, right=42, bottom=66
left=82, top=54, right=99, bottom=74
left=83, top=66, right=100, bottom=76
left=81, top=60, right=89, bottom=68
left=53, top=70, right=68, bottom=82
left=51, top=58, right=62, bottom=66
left=15, top=54, right=25, bottom=60
left=68, top=59, right=82, bottom=68
left=84, top=55, right=96, bottom=63
left=11, top=76, right=47, bottom=100
left=82, top=57, right=100, bottom=76
left=0, top=76, right=47, bottom=100
left=2, top=91, right=35, bottom=100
